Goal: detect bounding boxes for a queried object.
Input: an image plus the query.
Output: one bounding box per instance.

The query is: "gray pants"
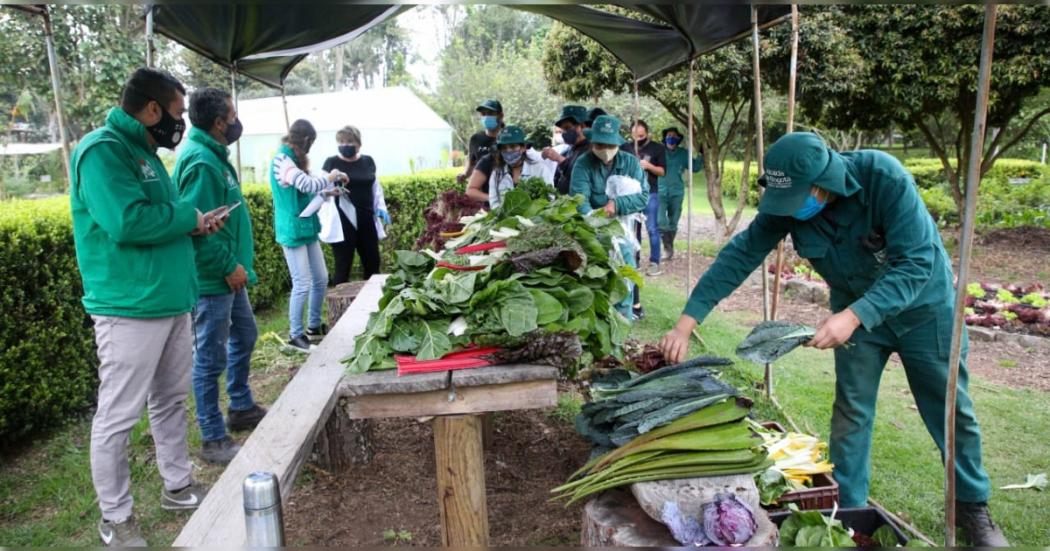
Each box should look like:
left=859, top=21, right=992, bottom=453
left=90, top=314, right=194, bottom=522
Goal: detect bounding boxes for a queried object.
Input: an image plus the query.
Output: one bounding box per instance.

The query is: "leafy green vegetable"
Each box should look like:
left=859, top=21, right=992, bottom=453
left=736, top=321, right=816, bottom=364
left=757, top=468, right=794, bottom=506
left=779, top=504, right=856, bottom=547
left=872, top=524, right=900, bottom=547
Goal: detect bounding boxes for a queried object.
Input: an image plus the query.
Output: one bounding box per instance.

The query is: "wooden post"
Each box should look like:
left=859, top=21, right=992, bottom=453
left=145, top=5, right=155, bottom=68
left=41, top=7, right=71, bottom=188
left=685, top=60, right=695, bottom=298
left=944, top=4, right=997, bottom=546
left=281, top=85, right=291, bottom=132
left=751, top=6, right=773, bottom=399
left=434, top=414, right=489, bottom=546
left=769, top=5, right=799, bottom=322
left=230, top=67, right=242, bottom=181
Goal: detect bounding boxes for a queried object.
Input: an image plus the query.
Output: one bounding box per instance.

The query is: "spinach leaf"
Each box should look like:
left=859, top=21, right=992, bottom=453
left=530, top=289, right=565, bottom=325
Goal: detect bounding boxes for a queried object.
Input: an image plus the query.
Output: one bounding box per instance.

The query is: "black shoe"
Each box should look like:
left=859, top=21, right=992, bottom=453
left=227, top=404, right=268, bottom=432
left=662, top=234, right=675, bottom=261
left=200, top=437, right=241, bottom=465
left=306, top=324, right=328, bottom=341
left=632, top=305, right=646, bottom=320
left=956, top=502, right=1009, bottom=547
left=284, top=334, right=313, bottom=353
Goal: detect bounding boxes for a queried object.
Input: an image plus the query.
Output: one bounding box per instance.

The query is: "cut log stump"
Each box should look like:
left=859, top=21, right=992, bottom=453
left=313, top=397, right=374, bottom=471
left=325, top=281, right=367, bottom=328
left=581, top=489, right=678, bottom=546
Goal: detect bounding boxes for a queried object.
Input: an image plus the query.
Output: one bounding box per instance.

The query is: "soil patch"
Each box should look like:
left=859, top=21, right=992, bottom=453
left=284, top=408, right=591, bottom=546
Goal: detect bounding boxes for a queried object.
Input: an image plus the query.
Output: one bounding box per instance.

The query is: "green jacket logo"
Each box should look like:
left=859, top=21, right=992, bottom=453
left=226, top=170, right=238, bottom=189
left=139, top=160, right=159, bottom=181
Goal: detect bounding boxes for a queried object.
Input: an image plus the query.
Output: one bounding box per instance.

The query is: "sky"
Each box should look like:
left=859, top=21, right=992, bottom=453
left=397, top=7, right=454, bottom=92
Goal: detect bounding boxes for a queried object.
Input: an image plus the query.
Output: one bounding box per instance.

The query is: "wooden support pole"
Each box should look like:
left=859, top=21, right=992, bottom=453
left=686, top=60, right=695, bottom=298
left=145, top=5, right=155, bottom=68
left=281, top=85, right=291, bottom=132
left=769, top=5, right=799, bottom=322
left=41, top=6, right=71, bottom=187
left=751, top=6, right=773, bottom=399
left=230, top=67, right=242, bottom=181
left=945, top=3, right=997, bottom=546
left=434, top=415, right=489, bottom=546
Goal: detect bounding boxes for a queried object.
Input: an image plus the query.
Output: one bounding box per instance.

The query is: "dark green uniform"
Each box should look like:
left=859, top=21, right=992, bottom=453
left=657, top=146, right=702, bottom=235
left=682, top=149, right=991, bottom=507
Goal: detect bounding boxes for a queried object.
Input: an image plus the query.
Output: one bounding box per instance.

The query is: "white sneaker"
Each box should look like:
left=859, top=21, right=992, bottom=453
left=646, top=264, right=663, bottom=276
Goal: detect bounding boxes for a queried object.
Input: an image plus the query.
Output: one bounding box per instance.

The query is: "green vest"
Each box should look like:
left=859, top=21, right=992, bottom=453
left=269, top=144, right=321, bottom=248
left=70, top=107, right=199, bottom=318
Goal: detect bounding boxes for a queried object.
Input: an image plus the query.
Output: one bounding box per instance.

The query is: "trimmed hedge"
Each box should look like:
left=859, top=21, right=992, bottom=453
left=0, top=168, right=460, bottom=442
left=903, top=158, right=1048, bottom=190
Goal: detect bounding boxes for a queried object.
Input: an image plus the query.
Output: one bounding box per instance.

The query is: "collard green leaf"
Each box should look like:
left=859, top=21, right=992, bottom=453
left=530, top=289, right=565, bottom=325
left=388, top=321, right=420, bottom=353
left=736, top=320, right=816, bottom=364
left=440, top=271, right=477, bottom=305
left=415, top=319, right=452, bottom=360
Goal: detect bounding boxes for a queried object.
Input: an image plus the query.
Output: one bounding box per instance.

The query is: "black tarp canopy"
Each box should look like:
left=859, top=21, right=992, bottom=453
left=151, top=4, right=408, bottom=87
left=152, top=3, right=790, bottom=88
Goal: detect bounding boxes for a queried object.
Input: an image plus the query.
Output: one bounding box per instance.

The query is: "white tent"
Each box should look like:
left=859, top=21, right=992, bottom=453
left=234, top=86, right=451, bottom=182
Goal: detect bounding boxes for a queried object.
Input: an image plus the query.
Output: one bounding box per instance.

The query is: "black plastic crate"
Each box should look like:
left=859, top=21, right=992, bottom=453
left=769, top=506, right=909, bottom=546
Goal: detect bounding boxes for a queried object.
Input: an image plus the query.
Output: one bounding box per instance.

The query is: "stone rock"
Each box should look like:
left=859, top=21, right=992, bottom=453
left=581, top=489, right=678, bottom=546
left=630, top=475, right=778, bottom=546
left=967, top=326, right=997, bottom=342
left=783, top=278, right=829, bottom=306
left=1017, top=334, right=1049, bottom=351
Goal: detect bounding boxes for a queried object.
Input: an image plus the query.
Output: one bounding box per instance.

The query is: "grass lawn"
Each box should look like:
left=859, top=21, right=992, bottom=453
left=633, top=280, right=1050, bottom=546
left=684, top=173, right=759, bottom=219
left=0, top=298, right=302, bottom=546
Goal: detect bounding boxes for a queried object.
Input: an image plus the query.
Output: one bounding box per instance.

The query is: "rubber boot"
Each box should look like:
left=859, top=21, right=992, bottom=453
left=956, top=502, right=1009, bottom=547
left=662, top=232, right=675, bottom=261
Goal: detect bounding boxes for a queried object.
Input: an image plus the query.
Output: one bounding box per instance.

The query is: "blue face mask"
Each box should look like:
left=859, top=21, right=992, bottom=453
left=792, top=193, right=828, bottom=221
left=481, top=116, right=500, bottom=131
left=664, top=136, right=681, bottom=147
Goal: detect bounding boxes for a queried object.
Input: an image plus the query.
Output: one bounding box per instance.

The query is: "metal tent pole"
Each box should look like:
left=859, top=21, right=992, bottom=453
left=751, top=5, right=772, bottom=398
left=145, top=5, right=155, bottom=68
left=686, top=60, right=695, bottom=298
left=944, top=3, right=997, bottom=546
left=41, top=6, right=71, bottom=187
left=770, top=5, right=799, bottom=322
left=230, top=67, right=242, bottom=181
left=281, top=85, right=291, bottom=131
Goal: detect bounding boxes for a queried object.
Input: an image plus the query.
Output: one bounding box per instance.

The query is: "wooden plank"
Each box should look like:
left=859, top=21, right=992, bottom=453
left=345, top=379, right=557, bottom=420
left=434, top=415, right=489, bottom=546
left=450, top=364, right=558, bottom=388
left=173, top=275, right=388, bottom=547
left=338, top=368, right=449, bottom=397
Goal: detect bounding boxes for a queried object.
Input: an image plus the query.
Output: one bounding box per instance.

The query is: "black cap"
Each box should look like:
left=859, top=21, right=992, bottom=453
left=586, top=107, right=608, bottom=124
left=475, top=99, right=503, bottom=114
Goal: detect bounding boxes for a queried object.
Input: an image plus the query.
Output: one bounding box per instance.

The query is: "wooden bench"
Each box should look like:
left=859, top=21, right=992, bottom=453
left=174, top=275, right=559, bottom=547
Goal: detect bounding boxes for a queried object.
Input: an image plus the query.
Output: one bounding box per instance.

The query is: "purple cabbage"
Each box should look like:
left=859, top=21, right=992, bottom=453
left=701, top=493, right=756, bottom=546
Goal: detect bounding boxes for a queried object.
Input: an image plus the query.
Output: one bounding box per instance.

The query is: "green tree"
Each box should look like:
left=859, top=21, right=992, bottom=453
left=828, top=5, right=1050, bottom=211
left=541, top=7, right=863, bottom=238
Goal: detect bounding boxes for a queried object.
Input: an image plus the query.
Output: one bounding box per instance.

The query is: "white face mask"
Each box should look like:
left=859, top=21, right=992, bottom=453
left=594, top=147, right=618, bottom=163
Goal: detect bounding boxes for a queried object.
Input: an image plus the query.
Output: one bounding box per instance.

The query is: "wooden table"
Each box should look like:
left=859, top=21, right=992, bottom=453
left=173, top=274, right=558, bottom=547
left=337, top=298, right=559, bottom=547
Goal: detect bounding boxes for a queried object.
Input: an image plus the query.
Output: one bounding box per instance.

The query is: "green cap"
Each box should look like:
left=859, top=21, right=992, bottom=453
left=588, top=115, right=625, bottom=146
left=758, top=132, right=846, bottom=217
left=555, top=105, right=588, bottom=127
left=496, top=125, right=527, bottom=146
left=476, top=99, right=503, bottom=114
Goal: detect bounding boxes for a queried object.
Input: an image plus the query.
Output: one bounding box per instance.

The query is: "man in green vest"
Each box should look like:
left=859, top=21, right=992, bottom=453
left=71, top=68, right=223, bottom=547
left=174, top=87, right=266, bottom=467
left=659, top=132, right=1008, bottom=546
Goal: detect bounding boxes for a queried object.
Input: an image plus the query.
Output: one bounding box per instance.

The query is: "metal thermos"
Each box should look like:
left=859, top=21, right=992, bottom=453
left=243, top=471, right=285, bottom=546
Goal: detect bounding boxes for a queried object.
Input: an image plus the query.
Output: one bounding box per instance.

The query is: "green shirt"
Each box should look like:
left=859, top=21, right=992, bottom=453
left=684, top=150, right=953, bottom=338
left=70, top=107, right=199, bottom=318
left=659, top=147, right=702, bottom=194
left=569, top=150, right=648, bottom=215
left=174, top=127, right=258, bottom=297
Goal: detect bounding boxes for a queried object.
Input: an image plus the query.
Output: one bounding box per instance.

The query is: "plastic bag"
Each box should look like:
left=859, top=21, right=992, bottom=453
left=318, top=198, right=344, bottom=243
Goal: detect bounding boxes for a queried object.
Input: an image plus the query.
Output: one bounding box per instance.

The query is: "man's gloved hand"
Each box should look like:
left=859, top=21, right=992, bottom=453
left=378, top=209, right=391, bottom=225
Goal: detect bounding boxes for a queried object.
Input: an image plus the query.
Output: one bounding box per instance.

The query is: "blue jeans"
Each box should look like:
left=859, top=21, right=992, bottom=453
left=282, top=241, right=328, bottom=339
left=192, top=289, right=258, bottom=442
left=645, top=192, right=661, bottom=264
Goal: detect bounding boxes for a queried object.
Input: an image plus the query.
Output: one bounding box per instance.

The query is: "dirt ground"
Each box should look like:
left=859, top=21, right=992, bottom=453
left=284, top=407, right=591, bottom=546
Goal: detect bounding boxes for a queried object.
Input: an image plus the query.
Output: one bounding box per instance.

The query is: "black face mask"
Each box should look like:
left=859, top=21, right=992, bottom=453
left=338, top=144, right=358, bottom=158
left=147, top=101, right=186, bottom=149
left=561, top=129, right=579, bottom=146
left=223, top=117, right=243, bottom=145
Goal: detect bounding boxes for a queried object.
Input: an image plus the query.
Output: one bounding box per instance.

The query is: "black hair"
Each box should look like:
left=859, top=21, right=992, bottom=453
left=188, top=87, right=232, bottom=131
left=632, top=120, right=650, bottom=133
left=283, top=119, right=317, bottom=170
left=120, top=67, right=186, bottom=114
left=662, top=127, right=682, bottom=139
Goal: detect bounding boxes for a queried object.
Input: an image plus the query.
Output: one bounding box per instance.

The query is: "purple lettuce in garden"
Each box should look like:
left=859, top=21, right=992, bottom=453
left=701, top=493, right=756, bottom=546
